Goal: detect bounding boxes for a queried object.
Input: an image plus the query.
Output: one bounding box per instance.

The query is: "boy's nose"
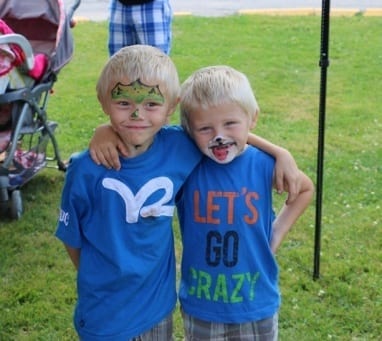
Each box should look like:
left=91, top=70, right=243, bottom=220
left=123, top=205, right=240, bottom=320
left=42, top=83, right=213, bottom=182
left=214, top=135, right=224, bottom=144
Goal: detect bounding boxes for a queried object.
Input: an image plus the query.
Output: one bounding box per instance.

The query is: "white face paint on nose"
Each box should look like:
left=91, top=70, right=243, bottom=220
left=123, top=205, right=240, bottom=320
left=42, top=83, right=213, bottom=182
left=213, top=135, right=225, bottom=144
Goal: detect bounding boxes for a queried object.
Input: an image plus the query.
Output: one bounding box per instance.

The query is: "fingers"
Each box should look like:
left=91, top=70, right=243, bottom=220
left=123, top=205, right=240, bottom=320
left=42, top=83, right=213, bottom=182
left=274, top=169, right=302, bottom=205
left=89, top=148, right=101, bottom=165
left=284, top=173, right=302, bottom=205
left=108, top=145, right=121, bottom=170
left=89, top=145, right=121, bottom=170
left=274, top=167, right=285, bottom=195
left=285, top=184, right=298, bottom=205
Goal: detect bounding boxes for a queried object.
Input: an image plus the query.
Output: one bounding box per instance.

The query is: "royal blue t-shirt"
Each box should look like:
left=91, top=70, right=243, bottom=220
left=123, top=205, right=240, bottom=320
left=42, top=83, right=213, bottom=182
left=56, top=126, right=201, bottom=340
left=177, top=146, right=280, bottom=323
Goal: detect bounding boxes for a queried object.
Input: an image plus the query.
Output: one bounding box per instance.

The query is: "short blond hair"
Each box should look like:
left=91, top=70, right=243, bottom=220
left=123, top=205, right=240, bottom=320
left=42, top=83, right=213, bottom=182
left=180, top=65, right=259, bottom=133
left=96, top=45, right=180, bottom=108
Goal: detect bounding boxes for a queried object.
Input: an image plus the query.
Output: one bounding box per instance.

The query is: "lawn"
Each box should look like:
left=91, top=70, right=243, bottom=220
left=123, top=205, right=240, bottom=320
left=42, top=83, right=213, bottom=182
left=0, top=13, right=381, bottom=340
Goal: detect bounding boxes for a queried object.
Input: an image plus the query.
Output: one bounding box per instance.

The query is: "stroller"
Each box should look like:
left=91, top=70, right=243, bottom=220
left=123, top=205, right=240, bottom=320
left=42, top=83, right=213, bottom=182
left=0, top=0, right=81, bottom=219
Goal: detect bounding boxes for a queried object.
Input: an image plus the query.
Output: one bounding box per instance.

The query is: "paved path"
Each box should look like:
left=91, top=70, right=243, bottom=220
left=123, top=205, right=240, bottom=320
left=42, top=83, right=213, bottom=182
left=66, top=0, right=382, bottom=21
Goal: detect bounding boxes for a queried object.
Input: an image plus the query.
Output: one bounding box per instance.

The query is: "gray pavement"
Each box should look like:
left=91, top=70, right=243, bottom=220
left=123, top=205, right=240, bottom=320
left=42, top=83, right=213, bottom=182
left=66, top=0, right=382, bottom=21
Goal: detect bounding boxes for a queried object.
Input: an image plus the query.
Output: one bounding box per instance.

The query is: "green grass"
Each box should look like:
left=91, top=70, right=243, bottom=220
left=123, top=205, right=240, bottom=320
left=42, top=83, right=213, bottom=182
left=1, top=14, right=381, bottom=340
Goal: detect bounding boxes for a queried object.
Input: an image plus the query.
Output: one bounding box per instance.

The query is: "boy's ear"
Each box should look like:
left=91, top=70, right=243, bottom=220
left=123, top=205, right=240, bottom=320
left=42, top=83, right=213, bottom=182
left=249, top=110, right=258, bottom=129
left=97, top=94, right=110, bottom=116
left=101, top=105, right=110, bottom=117
left=167, top=97, right=180, bottom=117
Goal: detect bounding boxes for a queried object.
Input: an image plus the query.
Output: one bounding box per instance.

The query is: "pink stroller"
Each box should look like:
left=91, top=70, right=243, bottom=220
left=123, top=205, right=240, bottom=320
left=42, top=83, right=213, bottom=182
left=0, top=0, right=81, bottom=219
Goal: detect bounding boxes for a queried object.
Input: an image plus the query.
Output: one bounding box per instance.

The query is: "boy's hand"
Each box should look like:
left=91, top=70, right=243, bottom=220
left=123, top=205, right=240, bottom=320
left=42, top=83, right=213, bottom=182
left=274, top=148, right=301, bottom=205
left=89, top=124, right=126, bottom=170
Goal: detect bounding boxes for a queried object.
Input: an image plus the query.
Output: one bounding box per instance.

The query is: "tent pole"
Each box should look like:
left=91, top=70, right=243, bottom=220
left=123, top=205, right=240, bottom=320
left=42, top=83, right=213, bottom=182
left=313, top=0, right=331, bottom=280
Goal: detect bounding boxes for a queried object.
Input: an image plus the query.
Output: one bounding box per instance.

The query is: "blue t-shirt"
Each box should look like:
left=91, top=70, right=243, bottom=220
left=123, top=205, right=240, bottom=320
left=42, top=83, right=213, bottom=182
left=56, top=126, right=201, bottom=340
left=177, top=146, right=279, bottom=323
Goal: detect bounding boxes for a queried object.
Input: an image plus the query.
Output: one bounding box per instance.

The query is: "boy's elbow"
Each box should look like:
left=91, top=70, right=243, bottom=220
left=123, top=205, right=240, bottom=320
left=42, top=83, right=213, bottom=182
left=307, top=176, right=315, bottom=195
left=302, top=175, right=315, bottom=203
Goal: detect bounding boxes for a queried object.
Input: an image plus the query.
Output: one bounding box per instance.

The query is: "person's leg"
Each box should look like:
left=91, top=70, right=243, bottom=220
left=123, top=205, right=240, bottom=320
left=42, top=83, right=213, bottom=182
left=132, top=0, right=173, bottom=54
left=227, top=314, right=278, bottom=341
left=182, top=310, right=225, bottom=340
left=108, top=0, right=135, bottom=55
left=182, top=310, right=278, bottom=341
left=131, top=312, right=173, bottom=341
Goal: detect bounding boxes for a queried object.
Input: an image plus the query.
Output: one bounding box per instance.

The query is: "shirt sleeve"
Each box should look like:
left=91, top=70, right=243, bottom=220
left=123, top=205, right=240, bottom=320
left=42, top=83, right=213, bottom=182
left=55, top=153, right=90, bottom=248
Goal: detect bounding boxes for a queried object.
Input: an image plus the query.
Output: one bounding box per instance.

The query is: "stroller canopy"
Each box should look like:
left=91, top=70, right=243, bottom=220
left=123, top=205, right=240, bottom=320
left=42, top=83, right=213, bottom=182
left=0, top=0, right=74, bottom=75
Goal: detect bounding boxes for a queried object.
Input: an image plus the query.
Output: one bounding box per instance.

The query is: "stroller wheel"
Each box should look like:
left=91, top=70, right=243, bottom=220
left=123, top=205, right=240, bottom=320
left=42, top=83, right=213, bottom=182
left=10, top=190, right=23, bottom=220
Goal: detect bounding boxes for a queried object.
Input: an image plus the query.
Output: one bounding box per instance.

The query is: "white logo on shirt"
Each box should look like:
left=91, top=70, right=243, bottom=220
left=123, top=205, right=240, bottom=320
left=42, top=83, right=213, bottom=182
left=59, top=209, right=70, bottom=226
left=102, top=177, right=175, bottom=223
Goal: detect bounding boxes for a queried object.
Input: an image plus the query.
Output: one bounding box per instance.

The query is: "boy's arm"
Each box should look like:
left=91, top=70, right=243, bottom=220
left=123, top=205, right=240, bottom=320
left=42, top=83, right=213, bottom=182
left=89, top=124, right=126, bottom=170
left=64, top=245, right=81, bottom=270
left=248, top=133, right=301, bottom=204
left=271, top=171, right=314, bottom=253
left=89, top=129, right=303, bottom=204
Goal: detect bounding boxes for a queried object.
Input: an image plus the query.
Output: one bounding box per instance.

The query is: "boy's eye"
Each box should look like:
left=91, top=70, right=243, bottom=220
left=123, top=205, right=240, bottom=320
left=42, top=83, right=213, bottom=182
left=225, top=120, right=237, bottom=126
left=197, top=126, right=212, bottom=133
left=146, top=102, right=157, bottom=107
left=145, top=101, right=162, bottom=108
left=114, top=100, right=131, bottom=107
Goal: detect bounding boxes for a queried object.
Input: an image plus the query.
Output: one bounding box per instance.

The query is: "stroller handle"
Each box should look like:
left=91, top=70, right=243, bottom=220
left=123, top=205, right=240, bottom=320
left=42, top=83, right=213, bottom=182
left=67, top=0, right=82, bottom=23
left=0, top=33, right=34, bottom=70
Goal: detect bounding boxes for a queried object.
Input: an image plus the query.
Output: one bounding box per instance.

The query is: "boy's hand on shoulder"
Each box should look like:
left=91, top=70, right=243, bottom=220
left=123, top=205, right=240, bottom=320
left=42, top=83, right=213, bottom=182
left=89, top=124, right=126, bottom=170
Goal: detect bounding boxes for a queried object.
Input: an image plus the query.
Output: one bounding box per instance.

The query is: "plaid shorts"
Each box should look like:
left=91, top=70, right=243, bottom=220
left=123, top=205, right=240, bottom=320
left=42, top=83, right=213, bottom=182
left=182, top=310, right=278, bottom=341
left=130, top=312, right=173, bottom=341
left=108, top=0, right=173, bottom=55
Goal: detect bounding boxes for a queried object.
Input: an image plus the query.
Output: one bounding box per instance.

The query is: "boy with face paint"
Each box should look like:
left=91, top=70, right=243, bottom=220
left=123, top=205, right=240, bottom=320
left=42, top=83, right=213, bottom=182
left=56, top=45, right=201, bottom=340
left=177, top=66, right=314, bottom=340
left=70, top=46, right=303, bottom=340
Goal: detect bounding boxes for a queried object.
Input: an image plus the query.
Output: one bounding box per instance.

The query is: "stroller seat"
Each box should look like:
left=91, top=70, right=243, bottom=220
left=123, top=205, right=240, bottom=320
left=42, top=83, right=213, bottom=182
left=0, top=19, right=50, bottom=90
left=0, top=20, right=50, bottom=155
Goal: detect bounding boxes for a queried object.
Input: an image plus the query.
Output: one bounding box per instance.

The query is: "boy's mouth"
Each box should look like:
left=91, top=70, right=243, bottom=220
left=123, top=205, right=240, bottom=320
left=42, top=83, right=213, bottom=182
left=209, top=142, right=235, bottom=161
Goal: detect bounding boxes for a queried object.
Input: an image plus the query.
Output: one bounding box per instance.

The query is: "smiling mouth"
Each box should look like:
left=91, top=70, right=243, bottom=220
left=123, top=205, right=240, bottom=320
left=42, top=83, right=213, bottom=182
left=209, top=142, right=235, bottom=161
left=125, top=125, right=149, bottom=129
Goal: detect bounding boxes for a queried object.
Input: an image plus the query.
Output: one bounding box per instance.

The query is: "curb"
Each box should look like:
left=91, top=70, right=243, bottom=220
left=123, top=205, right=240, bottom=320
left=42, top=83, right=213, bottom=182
left=238, top=8, right=382, bottom=16
left=73, top=8, right=382, bottom=22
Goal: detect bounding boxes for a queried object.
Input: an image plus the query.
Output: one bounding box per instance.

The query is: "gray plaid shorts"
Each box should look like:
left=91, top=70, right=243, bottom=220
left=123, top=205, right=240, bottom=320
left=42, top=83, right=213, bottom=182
left=182, top=310, right=278, bottom=341
left=131, top=312, right=173, bottom=341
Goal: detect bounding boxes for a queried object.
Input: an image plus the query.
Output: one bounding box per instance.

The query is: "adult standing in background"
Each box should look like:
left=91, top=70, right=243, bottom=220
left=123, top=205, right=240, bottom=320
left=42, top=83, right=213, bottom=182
left=108, top=0, right=173, bottom=56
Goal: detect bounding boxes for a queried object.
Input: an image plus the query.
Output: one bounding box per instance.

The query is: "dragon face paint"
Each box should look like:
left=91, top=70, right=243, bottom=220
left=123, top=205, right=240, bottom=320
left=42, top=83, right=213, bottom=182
left=111, top=79, right=165, bottom=104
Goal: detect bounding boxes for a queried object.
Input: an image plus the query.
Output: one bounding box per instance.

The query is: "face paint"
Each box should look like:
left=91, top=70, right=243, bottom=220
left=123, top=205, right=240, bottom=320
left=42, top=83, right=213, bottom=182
left=206, top=135, right=241, bottom=164
left=111, top=79, right=165, bottom=104
left=131, top=109, right=139, bottom=119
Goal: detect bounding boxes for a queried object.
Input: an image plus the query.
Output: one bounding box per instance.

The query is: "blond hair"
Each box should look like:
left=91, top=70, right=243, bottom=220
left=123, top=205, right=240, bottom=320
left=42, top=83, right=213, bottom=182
left=96, top=45, right=180, bottom=108
left=180, top=65, right=259, bottom=133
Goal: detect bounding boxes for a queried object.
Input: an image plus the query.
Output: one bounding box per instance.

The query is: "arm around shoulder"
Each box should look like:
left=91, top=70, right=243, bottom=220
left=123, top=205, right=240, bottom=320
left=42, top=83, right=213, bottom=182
left=271, top=171, right=314, bottom=254
left=247, top=133, right=301, bottom=204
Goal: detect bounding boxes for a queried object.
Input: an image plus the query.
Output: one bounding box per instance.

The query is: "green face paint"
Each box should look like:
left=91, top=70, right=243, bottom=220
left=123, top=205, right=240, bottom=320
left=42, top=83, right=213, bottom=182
left=131, top=110, right=139, bottom=118
left=111, top=79, right=165, bottom=104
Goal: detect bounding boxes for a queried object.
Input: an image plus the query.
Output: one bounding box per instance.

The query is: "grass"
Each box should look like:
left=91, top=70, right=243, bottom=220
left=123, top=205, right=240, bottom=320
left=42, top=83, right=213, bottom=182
left=0, top=13, right=381, bottom=340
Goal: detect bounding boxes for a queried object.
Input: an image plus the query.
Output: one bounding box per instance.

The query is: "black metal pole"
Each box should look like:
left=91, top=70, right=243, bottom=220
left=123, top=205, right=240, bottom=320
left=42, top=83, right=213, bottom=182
left=313, top=0, right=331, bottom=280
